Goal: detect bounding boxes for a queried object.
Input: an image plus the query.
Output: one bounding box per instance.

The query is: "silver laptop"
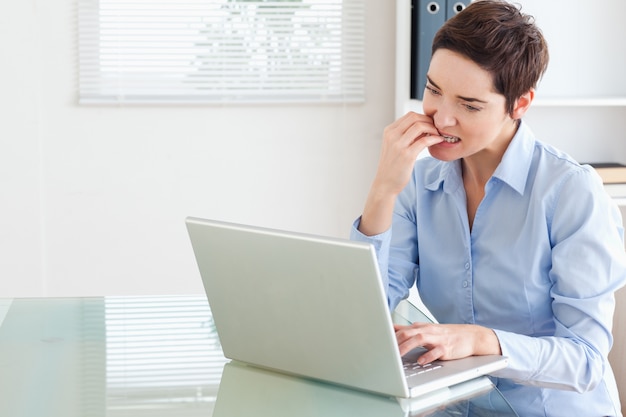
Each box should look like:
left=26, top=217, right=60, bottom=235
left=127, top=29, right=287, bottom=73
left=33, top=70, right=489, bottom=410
left=185, top=217, right=508, bottom=399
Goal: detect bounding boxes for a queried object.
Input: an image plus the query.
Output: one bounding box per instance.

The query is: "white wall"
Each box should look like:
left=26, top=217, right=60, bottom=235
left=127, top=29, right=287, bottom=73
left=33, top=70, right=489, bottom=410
left=4, top=0, right=626, bottom=299
left=0, top=0, right=396, bottom=297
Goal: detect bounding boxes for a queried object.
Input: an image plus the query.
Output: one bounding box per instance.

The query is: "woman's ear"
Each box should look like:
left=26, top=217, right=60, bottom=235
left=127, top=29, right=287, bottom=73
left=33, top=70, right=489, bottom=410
left=511, top=89, right=535, bottom=119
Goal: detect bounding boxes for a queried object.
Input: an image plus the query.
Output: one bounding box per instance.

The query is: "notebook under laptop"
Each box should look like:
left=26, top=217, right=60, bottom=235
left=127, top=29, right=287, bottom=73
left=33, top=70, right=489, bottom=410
left=185, top=217, right=508, bottom=400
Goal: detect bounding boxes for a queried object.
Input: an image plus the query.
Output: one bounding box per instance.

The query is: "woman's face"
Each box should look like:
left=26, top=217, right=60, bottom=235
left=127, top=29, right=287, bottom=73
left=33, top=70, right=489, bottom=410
left=422, top=49, right=520, bottom=162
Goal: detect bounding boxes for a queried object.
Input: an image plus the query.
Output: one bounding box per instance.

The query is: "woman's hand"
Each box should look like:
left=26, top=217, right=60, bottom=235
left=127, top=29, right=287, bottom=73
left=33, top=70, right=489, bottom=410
left=375, top=112, right=442, bottom=197
left=358, top=112, right=443, bottom=236
left=394, top=322, right=502, bottom=365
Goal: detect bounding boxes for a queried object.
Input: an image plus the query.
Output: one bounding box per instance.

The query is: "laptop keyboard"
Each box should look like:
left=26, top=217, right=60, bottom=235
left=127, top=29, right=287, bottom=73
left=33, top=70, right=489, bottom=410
left=402, top=360, right=443, bottom=378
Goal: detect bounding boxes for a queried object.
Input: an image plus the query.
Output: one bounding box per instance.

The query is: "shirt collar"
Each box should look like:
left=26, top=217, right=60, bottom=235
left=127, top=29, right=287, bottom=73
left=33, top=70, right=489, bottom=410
left=425, top=120, right=535, bottom=196
left=425, top=159, right=462, bottom=193
left=492, top=120, right=535, bottom=196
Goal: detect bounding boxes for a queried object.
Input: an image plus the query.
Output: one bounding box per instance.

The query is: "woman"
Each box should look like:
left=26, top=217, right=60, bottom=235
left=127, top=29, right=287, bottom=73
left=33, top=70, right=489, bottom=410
left=351, top=1, right=626, bottom=415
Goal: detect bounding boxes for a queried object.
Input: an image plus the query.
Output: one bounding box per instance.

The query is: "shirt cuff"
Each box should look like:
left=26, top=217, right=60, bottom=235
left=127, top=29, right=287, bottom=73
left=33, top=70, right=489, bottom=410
left=490, top=328, right=537, bottom=384
left=350, top=217, right=392, bottom=251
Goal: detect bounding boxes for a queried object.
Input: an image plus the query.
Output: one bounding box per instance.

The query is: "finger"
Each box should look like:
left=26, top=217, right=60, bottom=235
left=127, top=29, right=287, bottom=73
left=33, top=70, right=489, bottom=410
left=394, top=322, right=431, bottom=338
left=396, top=328, right=430, bottom=356
left=417, top=346, right=445, bottom=365
left=389, top=111, right=427, bottom=132
left=394, top=325, right=412, bottom=346
left=391, top=113, right=438, bottom=146
left=403, top=119, right=442, bottom=143
left=411, top=133, right=444, bottom=150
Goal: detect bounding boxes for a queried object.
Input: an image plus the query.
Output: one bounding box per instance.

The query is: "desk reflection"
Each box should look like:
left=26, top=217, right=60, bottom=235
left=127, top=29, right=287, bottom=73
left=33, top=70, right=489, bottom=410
left=0, top=295, right=226, bottom=417
left=214, top=361, right=517, bottom=417
left=0, top=296, right=516, bottom=417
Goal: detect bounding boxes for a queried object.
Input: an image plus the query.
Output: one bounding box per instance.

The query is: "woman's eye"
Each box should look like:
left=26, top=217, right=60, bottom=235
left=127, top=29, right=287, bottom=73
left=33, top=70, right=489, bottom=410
left=464, top=104, right=481, bottom=112
left=425, top=86, right=441, bottom=96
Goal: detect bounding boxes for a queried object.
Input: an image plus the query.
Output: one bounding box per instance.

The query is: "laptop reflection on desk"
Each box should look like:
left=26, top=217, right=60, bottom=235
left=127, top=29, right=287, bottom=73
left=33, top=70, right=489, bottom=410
left=213, top=361, right=517, bottom=416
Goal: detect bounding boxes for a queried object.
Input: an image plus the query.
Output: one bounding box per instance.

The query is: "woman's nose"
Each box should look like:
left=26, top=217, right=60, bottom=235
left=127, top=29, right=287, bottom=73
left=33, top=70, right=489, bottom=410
left=431, top=103, right=456, bottom=130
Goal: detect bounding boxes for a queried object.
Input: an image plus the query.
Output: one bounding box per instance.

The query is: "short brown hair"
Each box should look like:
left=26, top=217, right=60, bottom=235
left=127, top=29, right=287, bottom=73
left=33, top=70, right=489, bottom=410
left=432, top=0, right=549, bottom=115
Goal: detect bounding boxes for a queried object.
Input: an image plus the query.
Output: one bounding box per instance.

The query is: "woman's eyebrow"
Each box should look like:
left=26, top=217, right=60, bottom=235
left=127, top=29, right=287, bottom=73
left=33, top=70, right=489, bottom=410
left=426, top=75, right=488, bottom=104
left=426, top=75, right=441, bottom=90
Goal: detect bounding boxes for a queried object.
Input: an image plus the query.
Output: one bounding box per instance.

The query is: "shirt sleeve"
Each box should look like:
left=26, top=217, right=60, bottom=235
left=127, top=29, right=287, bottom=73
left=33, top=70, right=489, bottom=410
left=491, top=168, right=626, bottom=392
left=350, top=167, right=432, bottom=311
left=350, top=213, right=417, bottom=310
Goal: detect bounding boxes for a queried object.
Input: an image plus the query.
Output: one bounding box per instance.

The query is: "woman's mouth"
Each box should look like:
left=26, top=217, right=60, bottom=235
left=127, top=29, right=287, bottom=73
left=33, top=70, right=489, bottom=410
left=442, top=135, right=460, bottom=143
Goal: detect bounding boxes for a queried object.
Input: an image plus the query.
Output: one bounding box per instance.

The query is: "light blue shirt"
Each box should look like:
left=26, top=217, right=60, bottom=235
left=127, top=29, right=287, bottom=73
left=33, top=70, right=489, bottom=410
left=351, top=121, right=626, bottom=416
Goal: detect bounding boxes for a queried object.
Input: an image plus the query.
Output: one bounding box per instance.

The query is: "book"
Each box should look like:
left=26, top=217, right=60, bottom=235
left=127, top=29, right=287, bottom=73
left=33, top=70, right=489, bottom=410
left=585, top=162, right=626, bottom=184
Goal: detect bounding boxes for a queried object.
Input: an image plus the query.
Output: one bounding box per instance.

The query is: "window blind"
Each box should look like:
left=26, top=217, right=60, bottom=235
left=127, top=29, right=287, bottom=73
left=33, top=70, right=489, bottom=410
left=78, top=0, right=365, bottom=104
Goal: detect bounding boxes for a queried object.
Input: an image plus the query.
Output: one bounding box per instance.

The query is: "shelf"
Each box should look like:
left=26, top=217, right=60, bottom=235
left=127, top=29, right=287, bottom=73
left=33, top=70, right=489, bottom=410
left=613, top=198, right=626, bottom=207
left=400, top=97, right=626, bottom=114
left=532, top=97, right=626, bottom=107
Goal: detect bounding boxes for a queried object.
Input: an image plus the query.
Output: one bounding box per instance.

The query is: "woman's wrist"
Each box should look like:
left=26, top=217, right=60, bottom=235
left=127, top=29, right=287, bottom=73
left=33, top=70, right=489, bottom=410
left=473, top=326, right=502, bottom=356
left=358, top=187, right=397, bottom=236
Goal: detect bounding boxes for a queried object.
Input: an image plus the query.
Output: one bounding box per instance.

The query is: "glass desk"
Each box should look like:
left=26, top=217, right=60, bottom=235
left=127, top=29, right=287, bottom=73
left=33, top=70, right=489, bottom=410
left=0, top=295, right=517, bottom=417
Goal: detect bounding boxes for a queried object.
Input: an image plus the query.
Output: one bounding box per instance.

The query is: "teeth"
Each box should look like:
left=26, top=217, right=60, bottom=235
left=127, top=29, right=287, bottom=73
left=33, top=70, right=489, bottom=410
left=442, top=135, right=460, bottom=143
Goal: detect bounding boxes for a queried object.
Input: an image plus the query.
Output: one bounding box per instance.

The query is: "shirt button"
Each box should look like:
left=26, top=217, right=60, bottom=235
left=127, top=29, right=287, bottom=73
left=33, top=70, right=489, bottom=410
left=464, top=263, right=470, bottom=270
left=462, top=280, right=469, bottom=288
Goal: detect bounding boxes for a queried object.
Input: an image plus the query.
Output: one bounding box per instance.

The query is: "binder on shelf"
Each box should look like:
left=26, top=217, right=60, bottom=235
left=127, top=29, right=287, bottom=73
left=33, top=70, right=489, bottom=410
left=445, top=0, right=470, bottom=21
left=410, top=0, right=470, bottom=101
left=586, top=162, right=626, bottom=184
left=411, top=0, right=446, bottom=100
